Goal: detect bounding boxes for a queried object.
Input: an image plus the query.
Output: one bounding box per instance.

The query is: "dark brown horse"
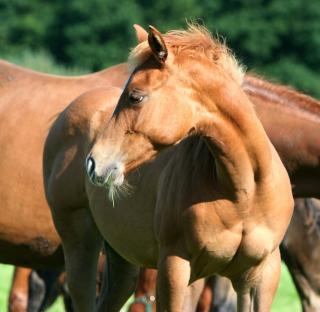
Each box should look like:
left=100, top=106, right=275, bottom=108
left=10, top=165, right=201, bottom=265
left=45, top=25, right=293, bottom=311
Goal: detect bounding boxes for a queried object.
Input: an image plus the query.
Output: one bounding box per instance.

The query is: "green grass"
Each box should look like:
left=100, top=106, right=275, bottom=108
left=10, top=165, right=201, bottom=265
left=272, top=264, right=301, bottom=311
left=0, top=264, right=64, bottom=312
left=0, top=263, right=300, bottom=311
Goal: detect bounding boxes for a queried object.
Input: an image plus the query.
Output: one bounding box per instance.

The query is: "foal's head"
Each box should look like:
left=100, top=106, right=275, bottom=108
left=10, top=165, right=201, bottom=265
left=86, top=24, right=244, bottom=199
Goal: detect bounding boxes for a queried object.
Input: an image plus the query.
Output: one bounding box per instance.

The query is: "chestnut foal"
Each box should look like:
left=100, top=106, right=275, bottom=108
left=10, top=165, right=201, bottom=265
left=45, top=25, right=293, bottom=311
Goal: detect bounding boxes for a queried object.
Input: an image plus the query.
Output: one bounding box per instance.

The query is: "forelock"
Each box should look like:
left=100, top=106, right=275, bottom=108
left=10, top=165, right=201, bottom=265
left=128, top=24, right=245, bottom=85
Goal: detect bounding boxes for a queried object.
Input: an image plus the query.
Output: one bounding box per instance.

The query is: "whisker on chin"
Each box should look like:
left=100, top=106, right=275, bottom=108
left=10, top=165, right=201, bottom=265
left=104, top=179, right=133, bottom=207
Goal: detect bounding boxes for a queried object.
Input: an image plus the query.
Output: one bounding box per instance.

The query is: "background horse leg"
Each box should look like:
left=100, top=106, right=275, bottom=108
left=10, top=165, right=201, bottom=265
left=27, top=268, right=66, bottom=312
left=56, top=208, right=102, bottom=312
left=196, top=278, right=213, bottom=312
left=196, top=276, right=237, bottom=312
left=9, top=267, right=31, bottom=312
left=97, top=241, right=139, bottom=312
left=281, top=198, right=320, bottom=311
left=232, top=248, right=281, bottom=312
left=210, top=276, right=237, bottom=312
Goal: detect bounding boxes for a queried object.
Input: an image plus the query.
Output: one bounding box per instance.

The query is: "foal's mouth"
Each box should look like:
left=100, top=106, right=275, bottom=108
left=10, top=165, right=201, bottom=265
left=86, top=156, right=124, bottom=187
left=86, top=156, right=133, bottom=205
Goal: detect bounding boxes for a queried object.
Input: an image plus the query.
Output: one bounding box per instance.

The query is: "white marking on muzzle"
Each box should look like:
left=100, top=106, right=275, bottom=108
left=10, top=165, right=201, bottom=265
left=104, top=161, right=129, bottom=207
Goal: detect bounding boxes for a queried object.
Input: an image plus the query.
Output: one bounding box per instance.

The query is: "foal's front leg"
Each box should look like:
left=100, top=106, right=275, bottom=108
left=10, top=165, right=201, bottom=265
left=232, top=248, right=281, bottom=312
left=157, top=246, right=191, bottom=311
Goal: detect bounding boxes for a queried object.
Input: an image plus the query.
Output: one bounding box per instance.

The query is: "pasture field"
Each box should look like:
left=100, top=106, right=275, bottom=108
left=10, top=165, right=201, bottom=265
left=0, top=263, right=300, bottom=311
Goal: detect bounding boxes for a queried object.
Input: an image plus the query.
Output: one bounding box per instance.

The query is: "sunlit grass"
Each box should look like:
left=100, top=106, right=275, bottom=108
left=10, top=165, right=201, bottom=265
left=0, top=264, right=63, bottom=312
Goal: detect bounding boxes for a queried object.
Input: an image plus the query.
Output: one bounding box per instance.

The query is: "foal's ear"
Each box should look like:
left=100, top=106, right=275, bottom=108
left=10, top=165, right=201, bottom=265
left=133, top=24, right=148, bottom=43
left=148, top=25, right=168, bottom=63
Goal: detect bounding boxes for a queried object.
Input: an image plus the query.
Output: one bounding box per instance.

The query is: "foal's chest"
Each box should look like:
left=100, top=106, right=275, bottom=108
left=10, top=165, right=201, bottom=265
left=184, top=201, right=276, bottom=280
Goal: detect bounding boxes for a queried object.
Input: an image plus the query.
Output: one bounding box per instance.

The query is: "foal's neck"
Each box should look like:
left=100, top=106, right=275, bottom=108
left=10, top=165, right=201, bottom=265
left=195, top=73, right=274, bottom=197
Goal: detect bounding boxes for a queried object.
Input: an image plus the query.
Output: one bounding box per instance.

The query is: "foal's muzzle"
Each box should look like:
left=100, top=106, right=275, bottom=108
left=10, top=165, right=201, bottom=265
left=85, top=155, right=124, bottom=187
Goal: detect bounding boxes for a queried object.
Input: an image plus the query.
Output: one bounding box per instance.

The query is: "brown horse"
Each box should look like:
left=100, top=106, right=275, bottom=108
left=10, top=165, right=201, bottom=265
left=124, top=27, right=320, bottom=312
left=45, top=25, right=293, bottom=311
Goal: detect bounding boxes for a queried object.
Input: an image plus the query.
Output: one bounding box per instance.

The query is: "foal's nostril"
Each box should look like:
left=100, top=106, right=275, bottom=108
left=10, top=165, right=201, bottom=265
left=86, top=156, right=95, bottom=177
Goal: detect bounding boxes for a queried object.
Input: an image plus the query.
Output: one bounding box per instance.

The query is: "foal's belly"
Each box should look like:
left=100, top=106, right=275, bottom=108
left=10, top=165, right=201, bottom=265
left=89, top=188, right=159, bottom=268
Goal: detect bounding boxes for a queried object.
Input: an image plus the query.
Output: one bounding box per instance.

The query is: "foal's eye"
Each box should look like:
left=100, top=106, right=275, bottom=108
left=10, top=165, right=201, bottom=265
left=129, top=92, right=145, bottom=105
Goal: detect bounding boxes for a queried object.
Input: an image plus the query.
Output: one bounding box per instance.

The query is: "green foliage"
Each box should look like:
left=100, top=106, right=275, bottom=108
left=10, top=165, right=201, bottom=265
left=0, top=0, right=54, bottom=53
left=0, top=0, right=319, bottom=98
left=47, top=0, right=143, bottom=69
left=198, top=0, right=320, bottom=98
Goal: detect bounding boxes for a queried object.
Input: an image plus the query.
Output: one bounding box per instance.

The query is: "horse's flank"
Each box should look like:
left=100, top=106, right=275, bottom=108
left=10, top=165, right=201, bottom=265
left=0, top=59, right=129, bottom=267
left=244, top=75, right=320, bottom=118
left=243, top=75, right=320, bottom=197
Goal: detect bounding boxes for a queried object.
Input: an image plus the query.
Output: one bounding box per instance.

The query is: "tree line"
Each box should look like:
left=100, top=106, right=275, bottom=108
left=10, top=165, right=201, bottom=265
left=1, top=0, right=319, bottom=97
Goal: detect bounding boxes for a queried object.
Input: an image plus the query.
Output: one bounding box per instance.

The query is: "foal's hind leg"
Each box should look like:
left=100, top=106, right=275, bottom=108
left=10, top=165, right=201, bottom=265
left=55, top=208, right=102, bottom=312
left=232, top=248, right=281, bottom=312
left=97, top=241, right=139, bottom=312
